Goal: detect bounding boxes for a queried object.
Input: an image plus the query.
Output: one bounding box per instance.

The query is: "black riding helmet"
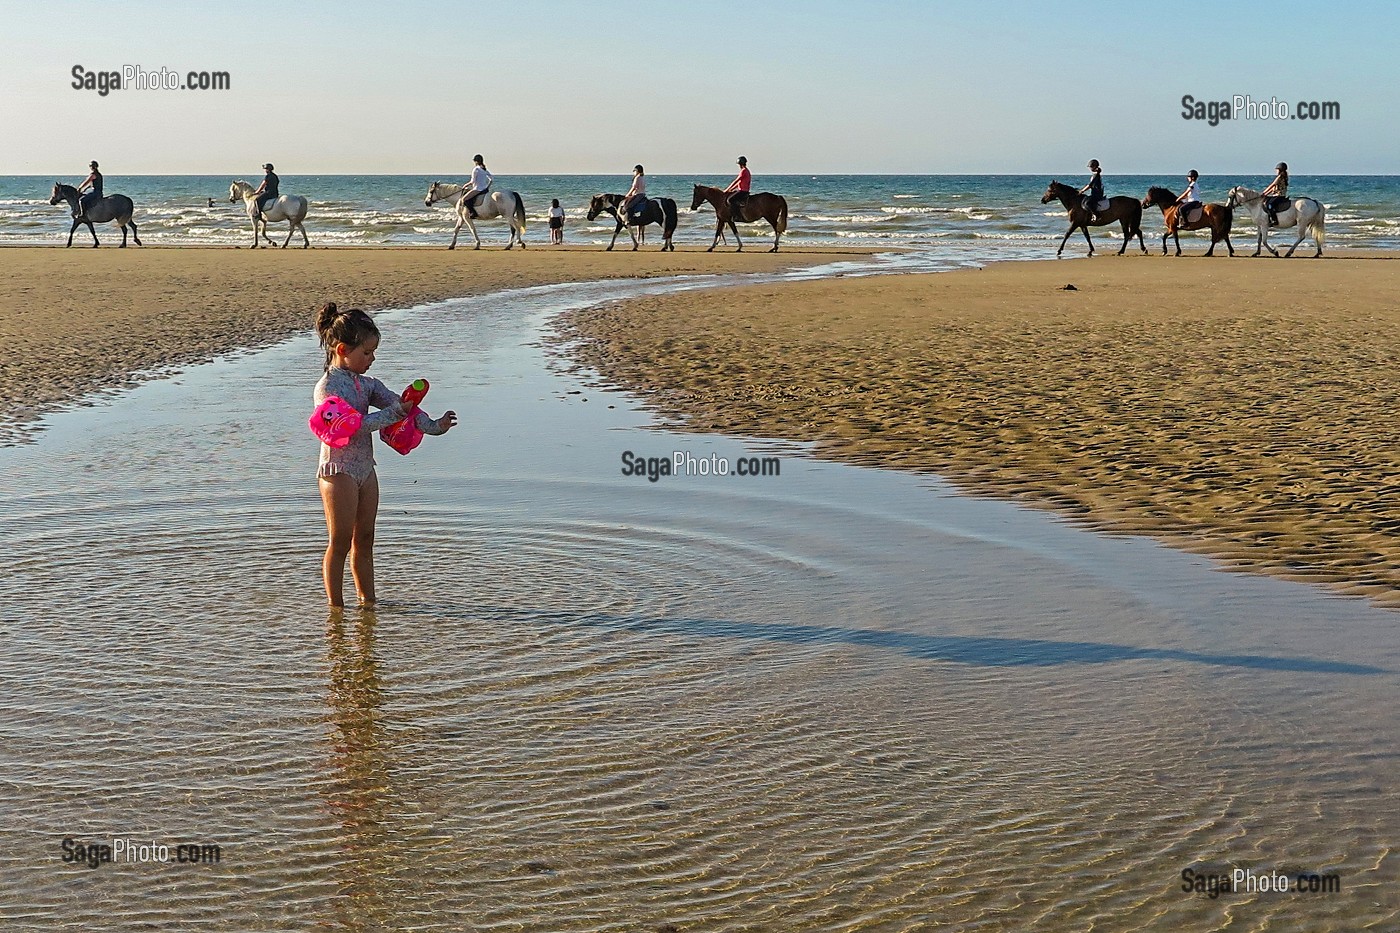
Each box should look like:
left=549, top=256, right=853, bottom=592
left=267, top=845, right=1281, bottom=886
left=1087, top=159, right=1100, bottom=169
left=634, top=164, right=644, bottom=173
left=89, top=160, right=99, bottom=169
left=737, top=156, right=747, bottom=165
left=1276, top=162, right=1288, bottom=172
left=473, top=154, right=484, bottom=164
left=1187, top=169, right=1199, bottom=179
left=263, top=162, right=274, bottom=171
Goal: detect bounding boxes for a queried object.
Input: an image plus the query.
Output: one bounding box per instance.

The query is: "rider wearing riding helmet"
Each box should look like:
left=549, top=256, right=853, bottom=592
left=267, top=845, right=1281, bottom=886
left=462, top=154, right=493, bottom=219
left=76, top=160, right=103, bottom=219
left=252, top=163, right=279, bottom=219
left=1078, top=159, right=1104, bottom=223
left=1262, top=162, right=1289, bottom=227
left=621, top=164, right=647, bottom=220
left=724, top=156, right=752, bottom=220
left=1174, top=170, right=1203, bottom=224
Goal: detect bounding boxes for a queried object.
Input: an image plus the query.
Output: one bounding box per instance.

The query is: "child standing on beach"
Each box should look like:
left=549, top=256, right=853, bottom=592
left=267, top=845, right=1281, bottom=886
left=549, top=198, right=565, bottom=244
left=314, top=302, right=457, bottom=608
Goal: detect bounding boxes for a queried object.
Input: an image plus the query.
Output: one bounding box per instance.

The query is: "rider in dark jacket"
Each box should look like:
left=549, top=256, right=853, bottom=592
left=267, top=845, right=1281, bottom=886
left=76, top=160, right=103, bottom=218
left=252, top=163, right=280, bottom=218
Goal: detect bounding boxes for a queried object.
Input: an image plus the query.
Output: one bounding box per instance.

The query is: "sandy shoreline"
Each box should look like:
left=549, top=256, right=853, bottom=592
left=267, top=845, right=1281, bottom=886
left=558, top=253, right=1400, bottom=607
left=0, top=246, right=842, bottom=444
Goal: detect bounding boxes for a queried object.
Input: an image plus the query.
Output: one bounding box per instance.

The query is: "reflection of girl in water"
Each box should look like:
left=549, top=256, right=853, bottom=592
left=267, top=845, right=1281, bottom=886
left=324, top=610, right=394, bottom=922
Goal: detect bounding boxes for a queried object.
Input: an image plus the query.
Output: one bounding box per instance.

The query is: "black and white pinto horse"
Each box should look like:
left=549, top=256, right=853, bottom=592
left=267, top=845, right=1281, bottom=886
left=586, top=194, right=678, bottom=251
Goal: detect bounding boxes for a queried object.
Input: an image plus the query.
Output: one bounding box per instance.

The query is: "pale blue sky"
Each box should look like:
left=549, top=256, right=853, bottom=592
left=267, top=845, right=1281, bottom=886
left=1, top=0, right=1396, bottom=174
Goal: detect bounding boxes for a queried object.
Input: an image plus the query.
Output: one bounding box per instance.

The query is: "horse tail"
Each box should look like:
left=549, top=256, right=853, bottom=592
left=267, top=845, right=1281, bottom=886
left=777, top=196, right=788, bottom=235
left=1310, top=202, right=1325, bottom=250
left=664, top=199, right=678, bottom=237
left=513, top=192, right=526, bottom=229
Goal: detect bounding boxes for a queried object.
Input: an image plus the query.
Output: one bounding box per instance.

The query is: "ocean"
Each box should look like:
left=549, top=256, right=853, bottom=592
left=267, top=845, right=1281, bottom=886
left=3, top=174, right=1396, bottom=256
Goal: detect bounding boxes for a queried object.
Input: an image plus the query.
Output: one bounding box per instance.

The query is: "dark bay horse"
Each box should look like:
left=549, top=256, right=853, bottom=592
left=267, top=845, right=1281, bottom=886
left=690, top=184, right=788, bottom=252
left=1141, top=187, right=1234, bottom=257
left=1040, top=180, right=1145, bottom=257
left=587, top=194, right=678, bottom=251
left=49, top=182, right=141, bottom=248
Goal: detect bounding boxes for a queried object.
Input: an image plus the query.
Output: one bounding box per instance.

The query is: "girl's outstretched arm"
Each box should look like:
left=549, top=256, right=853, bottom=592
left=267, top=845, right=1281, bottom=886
left=416, top=410, right=458, bottom=435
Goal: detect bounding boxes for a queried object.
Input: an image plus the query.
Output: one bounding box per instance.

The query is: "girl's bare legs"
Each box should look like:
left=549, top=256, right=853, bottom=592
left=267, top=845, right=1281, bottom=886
left=320, top=472, right=379, bottom=607
left=350, top=471, right=380, bottom=605
left=320, top=474, right=358, bottom=608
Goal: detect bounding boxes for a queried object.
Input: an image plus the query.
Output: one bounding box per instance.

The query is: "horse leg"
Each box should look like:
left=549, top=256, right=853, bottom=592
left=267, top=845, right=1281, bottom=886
left=87, top=221, right=99, bottom=247
left=607, top=221, right=621, bottom=251
left=448, top=215, right=462, bottom=250
left=1116, top=219, right=1129, bottom=255
left=769, top=219, right=780, bottom=252
left=281, top=223, right=294, bottom=249
left=1081, top=226, right=1093, bottom=256
left=468, top=217, right=482, bottom=250
left=1204, top=228, right=1216, bottom=257
left=629, top=222, right=640, bottom=251
left=66, top=219, right=78, bottom=248
left=120, top=223, right=128, bottom=248
left=708, top=219, right=722, bottom=252
left=1173, top=228, right=1181, bottom=257
left=1057, top=225, right=1076, bottom=257
left=730, top=219, right=743, bottom=252
left=130, top=220, right=142, bottom=246
left=300, top=221, right=309, bottom=249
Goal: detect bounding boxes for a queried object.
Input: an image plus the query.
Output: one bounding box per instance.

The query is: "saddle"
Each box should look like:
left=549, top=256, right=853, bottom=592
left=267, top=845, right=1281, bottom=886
left=1082, top=196, right=1109, bottom=213
left=1179, top=205, right=1204, bottom=225
left=1265, top=196, right=1289, bottom=214
left=627, top=196, right=650, bottom=221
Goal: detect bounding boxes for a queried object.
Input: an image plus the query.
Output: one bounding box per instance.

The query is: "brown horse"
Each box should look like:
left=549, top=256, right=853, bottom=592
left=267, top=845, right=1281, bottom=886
left=1040, top=180, right=1146, bottom=257
left=1141, top=187, right=1234, bottom=257
left=690, top=184, right=788, bottom=252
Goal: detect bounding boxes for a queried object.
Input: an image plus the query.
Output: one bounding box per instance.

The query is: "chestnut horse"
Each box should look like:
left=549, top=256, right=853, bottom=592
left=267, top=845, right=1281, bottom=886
left=1141, top=187, right=1234, bottom=257
left=690, top=184, right=787, bottom=252
left=1040, top=180, right=1146, bottom=257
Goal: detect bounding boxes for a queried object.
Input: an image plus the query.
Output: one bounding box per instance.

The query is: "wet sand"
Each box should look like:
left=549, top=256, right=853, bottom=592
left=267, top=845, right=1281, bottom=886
left=0, top=246, right=845, bottom=444
left=559, top=254, right=1400, bottom=607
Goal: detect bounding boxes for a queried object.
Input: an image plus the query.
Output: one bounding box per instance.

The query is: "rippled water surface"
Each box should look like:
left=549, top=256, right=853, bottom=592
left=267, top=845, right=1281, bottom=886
left=1, top=265, right=1398, bottom=931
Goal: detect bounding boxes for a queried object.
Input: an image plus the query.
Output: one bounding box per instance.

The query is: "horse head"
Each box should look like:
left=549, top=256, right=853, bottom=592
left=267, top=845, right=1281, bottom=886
left=1142, top=187, right=1172, bottom=209
left=229, top=181, right=247, bottom=203
left=1226, top=186, right=1251, bottom=208
left=424, top=181, right=443, bottom=207
left=690, top=185, right=707, bottom=211
left=586, top=195, right=609, bottom=222
left=1040, top=181, right=1061, bottom=205
left=49, top=182, right=66, bottom=206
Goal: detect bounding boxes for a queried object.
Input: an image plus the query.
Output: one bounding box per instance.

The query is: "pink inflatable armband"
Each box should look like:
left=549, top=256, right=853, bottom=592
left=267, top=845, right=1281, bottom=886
left=310, top=395, right=363, bottom=448
left=380, top=379, right=429, bottom=456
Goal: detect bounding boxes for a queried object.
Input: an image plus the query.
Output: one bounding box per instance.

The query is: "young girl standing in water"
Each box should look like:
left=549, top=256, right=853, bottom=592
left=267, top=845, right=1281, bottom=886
left=314, top=302, right=457, bottom=608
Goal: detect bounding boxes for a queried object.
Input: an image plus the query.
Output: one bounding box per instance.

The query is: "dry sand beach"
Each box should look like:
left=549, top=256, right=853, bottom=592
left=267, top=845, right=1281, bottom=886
left=0, top=246, right=838, bottom=443
left=560, top=255, right=1400, bottom=607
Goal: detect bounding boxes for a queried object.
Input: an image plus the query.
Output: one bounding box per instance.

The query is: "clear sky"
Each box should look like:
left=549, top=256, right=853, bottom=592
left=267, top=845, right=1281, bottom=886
left=1, top=0, right=1397, bottom=175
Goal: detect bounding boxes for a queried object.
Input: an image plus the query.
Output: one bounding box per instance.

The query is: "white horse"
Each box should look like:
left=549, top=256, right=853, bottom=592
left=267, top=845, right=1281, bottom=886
left=423, top=181, right=527, bottom=250
left=228, top=180, right=310, bottom=249
left=1226, top=185, right=1325, bottom=258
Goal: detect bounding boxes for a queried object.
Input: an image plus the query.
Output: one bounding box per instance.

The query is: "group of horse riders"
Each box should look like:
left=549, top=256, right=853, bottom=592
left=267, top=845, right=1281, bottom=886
left=617, top=156, right=752, bottom=222
left=1080, top=159, right=1293, bottom=227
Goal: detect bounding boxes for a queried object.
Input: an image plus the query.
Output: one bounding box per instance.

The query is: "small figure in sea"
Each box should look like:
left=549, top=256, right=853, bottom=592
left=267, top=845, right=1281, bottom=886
left=549, top=198, right=565, bottom=244
left=313, top=302, right=457, bottom=608
left=621, top=164, right=646, bottom=221
left=1262, top=162, right=1289, bottom=227
left=1078, top=159, right=1103, bottom=223
left=251, top=162, right=279, bottom=219
left=207, top=197, right=215, bottom=208
left=724, top=155, right=752, bottom=221
left=1174, top=170, right=1203, bottom=224
left=75, top=160, right=103, bottom=219
left=461, top=154, right=493, bottom=219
